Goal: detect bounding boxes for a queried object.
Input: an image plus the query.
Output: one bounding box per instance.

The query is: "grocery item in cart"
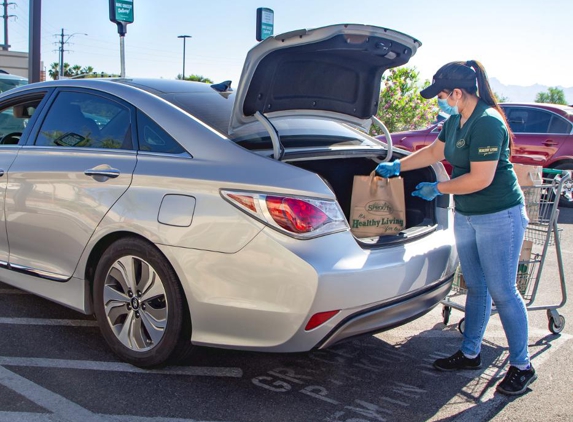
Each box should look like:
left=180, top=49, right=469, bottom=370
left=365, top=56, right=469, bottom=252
left=514, top=163, right=542, bottom=221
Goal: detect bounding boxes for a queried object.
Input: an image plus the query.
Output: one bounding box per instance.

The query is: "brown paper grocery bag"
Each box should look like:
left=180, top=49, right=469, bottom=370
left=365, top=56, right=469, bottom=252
left=349, top=171, right=406, bottom=237
left=513, top=163, right=542, bottom=222
left=514, top=163, right=542, bottom=187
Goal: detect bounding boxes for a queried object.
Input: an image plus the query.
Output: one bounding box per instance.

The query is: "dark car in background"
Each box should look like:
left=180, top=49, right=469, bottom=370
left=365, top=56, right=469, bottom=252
left=382, top=103, right=573, bottom=207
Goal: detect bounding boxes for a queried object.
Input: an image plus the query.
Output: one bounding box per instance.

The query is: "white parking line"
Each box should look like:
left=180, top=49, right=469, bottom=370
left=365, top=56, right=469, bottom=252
left=0, top=356, right=243, bottom=378
left=0, top=366, right=102, bottom=422
left=0, top=355, right=242, bottom=421
left=0, top=317, right=98, bottom=327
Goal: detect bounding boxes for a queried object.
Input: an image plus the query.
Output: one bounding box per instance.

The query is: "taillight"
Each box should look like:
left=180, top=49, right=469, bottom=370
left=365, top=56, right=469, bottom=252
left=221, top=190, right=348, bottom=239
left=227, top=193, right=257, bottom=213
left=266, top=196, right=329, bottom=234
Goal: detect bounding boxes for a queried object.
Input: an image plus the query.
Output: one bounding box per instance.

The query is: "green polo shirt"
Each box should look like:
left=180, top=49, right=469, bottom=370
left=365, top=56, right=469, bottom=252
left=438, top=99, right=523, bottom=215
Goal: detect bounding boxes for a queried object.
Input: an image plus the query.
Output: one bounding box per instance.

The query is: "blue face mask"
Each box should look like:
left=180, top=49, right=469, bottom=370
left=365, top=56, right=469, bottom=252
left=437, top=92, right=459, bottom=115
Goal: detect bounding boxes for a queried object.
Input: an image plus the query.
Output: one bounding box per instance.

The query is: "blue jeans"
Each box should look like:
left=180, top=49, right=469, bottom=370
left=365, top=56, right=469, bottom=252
left=455, top=203, right=530, bottom=367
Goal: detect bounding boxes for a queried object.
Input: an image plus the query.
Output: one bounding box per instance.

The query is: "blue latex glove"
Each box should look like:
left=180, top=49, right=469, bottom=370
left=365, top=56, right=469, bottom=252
left=412, top=182, right=442, bottom=201
left=375, top=160, right=401, bottom=178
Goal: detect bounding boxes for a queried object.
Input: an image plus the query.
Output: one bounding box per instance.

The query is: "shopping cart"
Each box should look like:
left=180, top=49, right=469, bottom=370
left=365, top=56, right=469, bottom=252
left=441, top=168, right=570, bottom=335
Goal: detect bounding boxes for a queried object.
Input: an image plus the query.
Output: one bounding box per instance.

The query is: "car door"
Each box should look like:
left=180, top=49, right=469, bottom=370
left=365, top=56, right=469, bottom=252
left=0, top=90, right=48, bottom=266
left=5, top=89, right=136, bottom=280
left=504, top=105, right=571, bottom=166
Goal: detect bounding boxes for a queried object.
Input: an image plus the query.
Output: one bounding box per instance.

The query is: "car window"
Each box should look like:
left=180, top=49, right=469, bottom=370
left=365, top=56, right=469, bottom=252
left=136, top=110, right=185, bottom=154
left=505, top=107, right=555, bottom=134
left=548, top=115, right=572, bottom=134
left=35, top=91, right=132, bottom=149
left=0, top=98, right=41, bottom=145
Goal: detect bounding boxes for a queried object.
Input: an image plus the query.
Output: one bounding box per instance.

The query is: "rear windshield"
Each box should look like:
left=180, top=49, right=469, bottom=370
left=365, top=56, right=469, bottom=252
left=163, top=89, right=383, bottom=150
left=232, top=119, right=385, bottom=150
left=167, top=92, right=234, bottom=136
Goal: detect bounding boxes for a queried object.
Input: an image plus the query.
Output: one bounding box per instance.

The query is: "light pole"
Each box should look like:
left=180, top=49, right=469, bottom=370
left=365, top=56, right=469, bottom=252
left=177, top=35, right=191, bottom=79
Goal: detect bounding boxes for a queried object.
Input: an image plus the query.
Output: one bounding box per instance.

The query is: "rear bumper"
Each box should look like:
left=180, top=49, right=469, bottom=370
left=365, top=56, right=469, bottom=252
left=160, top=225, right=456, bottom=352
left=316, top=274, right=453, bottom=349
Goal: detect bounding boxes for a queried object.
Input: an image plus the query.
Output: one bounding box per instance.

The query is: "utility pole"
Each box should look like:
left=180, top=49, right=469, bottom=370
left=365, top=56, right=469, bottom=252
left=55, top=28, right=87, bottom=79
left=1, top=0, right=15, bottom=51
left=58, top=28, right=65, bottom=79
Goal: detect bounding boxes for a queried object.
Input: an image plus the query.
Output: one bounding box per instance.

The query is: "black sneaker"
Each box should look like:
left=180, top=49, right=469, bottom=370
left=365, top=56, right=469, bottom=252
left=496, top=365, right=537, bottom=396
left=433, top=350, right=482, bottom=371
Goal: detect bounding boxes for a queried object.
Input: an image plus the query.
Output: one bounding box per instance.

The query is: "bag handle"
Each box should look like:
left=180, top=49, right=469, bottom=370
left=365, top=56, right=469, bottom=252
left=369, top=170, right=388, bottom=196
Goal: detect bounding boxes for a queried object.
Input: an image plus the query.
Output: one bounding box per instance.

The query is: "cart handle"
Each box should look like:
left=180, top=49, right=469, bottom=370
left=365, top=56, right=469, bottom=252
left=543, top=168, right=571, bottom=177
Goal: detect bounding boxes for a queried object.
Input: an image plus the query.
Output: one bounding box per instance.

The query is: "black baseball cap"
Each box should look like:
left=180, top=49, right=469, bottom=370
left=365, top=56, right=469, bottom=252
left=420, top=62, right=477, bottom=99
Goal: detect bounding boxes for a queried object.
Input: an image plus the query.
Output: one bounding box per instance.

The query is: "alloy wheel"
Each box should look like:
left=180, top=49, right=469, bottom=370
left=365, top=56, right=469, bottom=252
left=103, top=255, right=168, bottom=351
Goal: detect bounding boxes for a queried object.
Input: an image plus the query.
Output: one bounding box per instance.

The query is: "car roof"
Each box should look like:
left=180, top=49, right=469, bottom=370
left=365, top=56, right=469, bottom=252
left=5, top=77, right=213, bottom=92
left=500, top=102, right=573, bottom=120
left=501, top=102, right=573, bottom=112
left=117, top=78, right=221, bottom=94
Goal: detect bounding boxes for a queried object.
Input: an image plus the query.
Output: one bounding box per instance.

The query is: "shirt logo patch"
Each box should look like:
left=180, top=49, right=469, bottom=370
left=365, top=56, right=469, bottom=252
left=478, top=146, right=499, bottom=156
left=456, top=139, right=466, bottom=148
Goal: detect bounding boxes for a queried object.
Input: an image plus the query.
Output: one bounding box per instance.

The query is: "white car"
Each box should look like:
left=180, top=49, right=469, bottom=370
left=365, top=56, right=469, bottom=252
left=0, top=71, right=28, bottom=93
left=0, top=24, right=456, bottom=367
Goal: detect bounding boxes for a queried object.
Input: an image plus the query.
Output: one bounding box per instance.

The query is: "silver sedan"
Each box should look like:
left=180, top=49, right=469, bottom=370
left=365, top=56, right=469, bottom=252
left=0, top=24, right=456, bottom=367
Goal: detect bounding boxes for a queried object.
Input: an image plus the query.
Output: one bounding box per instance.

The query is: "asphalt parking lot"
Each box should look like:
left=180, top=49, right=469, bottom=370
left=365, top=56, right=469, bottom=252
left=0, top=208, right=571, bottom=422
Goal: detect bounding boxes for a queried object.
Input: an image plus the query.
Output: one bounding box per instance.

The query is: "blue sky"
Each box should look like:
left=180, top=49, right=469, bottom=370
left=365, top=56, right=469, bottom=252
left=4, top=0, right=572, bottom=88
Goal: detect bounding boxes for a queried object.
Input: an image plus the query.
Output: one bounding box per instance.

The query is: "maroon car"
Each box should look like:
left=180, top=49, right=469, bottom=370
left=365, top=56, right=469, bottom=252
left=382, top=103, right=573, bottom=207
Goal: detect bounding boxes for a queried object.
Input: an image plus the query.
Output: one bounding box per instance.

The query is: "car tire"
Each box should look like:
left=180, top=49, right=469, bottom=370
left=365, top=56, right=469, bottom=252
left=555, top=164, right=573, bottom=208
left=93, top=237, right=193, bottom=368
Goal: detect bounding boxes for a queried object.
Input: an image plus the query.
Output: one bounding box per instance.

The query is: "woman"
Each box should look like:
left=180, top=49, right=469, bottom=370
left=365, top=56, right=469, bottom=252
left=376, top=60, right=535, bottom=396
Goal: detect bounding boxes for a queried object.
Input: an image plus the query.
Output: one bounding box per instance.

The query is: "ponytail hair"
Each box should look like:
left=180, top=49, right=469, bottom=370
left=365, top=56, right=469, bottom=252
left=461, top=60, right=514, bottom=150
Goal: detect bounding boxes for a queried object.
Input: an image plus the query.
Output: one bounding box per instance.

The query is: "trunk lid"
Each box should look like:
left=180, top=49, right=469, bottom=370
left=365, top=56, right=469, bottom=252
left=229, top=24, right=421, bottom=135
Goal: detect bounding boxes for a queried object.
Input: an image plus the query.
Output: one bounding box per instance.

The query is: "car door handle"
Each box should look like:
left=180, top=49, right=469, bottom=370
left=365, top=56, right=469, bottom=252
left=84, top=167, right=121, bottom=178
left=543, top=140, right=558, bottom=146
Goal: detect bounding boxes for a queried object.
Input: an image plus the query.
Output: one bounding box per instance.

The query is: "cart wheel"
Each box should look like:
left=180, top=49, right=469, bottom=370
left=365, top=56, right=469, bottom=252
left=442, top=306, right=451, bottom=325
left=549, top=315, right=565, bottom=334
left=458, top=318, right=465, bottom=334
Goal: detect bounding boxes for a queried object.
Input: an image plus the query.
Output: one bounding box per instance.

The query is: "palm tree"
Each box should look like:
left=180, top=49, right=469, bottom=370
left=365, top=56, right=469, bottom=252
left=48, top=62, right=70, bottom=80
left=48, top=63, right=97, bottom=80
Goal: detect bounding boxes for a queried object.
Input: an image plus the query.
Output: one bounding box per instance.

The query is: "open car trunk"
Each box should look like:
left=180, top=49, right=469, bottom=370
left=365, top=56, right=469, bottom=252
left=286, top=154, right=439, bottom=245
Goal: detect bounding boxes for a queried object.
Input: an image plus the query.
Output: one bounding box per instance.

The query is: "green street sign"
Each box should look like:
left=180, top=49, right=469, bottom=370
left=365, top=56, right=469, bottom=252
left=256, top=8, right=274, bottom=41
left=109, top=0, right=134, bottom=24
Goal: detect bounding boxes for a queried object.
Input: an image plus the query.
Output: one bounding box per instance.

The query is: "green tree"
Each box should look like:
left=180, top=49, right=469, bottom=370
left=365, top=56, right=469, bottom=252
left=373, top=67, right=437, bottom=135
left=535, top=87, right=567, bottom=105
left=48, top=63, right=100, bottom=80
left=176, top=74, right=213, bottom=83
